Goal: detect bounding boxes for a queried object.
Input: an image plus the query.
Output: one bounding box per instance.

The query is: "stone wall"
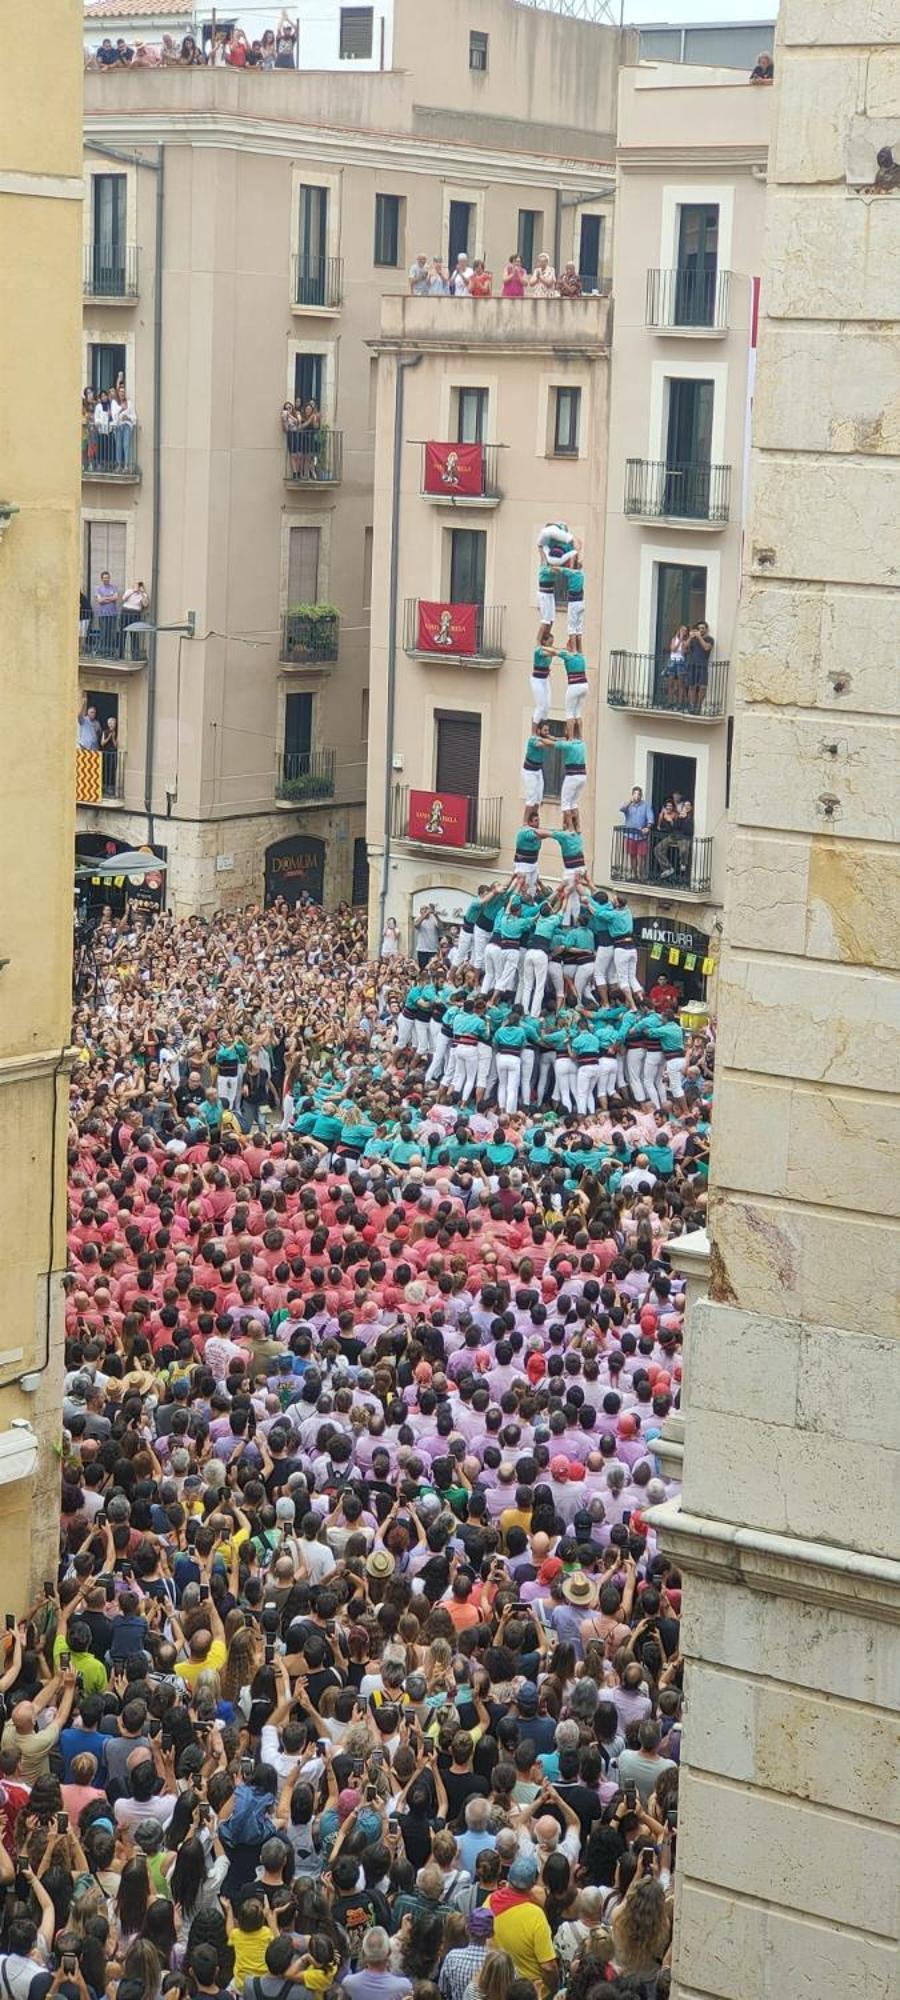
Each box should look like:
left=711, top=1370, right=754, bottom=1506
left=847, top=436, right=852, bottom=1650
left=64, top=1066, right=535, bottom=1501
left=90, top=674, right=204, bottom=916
left=659, top=4, right=900, bottom=1993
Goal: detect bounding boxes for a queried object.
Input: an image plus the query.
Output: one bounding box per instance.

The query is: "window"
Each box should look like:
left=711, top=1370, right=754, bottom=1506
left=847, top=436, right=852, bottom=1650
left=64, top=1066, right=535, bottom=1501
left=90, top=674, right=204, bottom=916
left=361, top=687, right=370, bottom=739
left=91, top=174, right=127, bottom=294
left=654, top=563, right=707, bottom=663
left=285, top=690, right=313, bottom=760
left=543, top=719, right=568, bottom=801
left=340, top=6, right=373, bottom=58
left=87, top=343, right=127, bottom=394
left=553, top=387, right=582, bottom=456
left=578, top=214, right=604, bottom=293
left=294, top=353, right=324, bottom=409
left=297, top=185, right=329, bottom=303
left=435, top=711, right=481, bottom=798
left=374, top=193, right=402, bottom=268
left=455, top=387, right=488, bottom=444
left=85, top=521, right=127, bottom=597
left=676, top=204, right=719, bottom=325
left=351, top=835, right=369, bottom=907
left=362, top=527, right=373, bottom=609
left=287, top=526, right=321, bottom=606
left=448, top=200, right=474, bottom=267
left=649, top=751, right=696, bottom=823
left=517, top=209, right=541, bottom=270
left=469, top=30, right=489, bottom=71
left=449, top=528, right=486, bottom=604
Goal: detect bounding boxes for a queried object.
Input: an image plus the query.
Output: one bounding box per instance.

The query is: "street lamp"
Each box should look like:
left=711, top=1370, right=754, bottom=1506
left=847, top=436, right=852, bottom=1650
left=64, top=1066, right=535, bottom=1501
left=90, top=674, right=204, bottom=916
left=127, top=613, right=196, bottom=637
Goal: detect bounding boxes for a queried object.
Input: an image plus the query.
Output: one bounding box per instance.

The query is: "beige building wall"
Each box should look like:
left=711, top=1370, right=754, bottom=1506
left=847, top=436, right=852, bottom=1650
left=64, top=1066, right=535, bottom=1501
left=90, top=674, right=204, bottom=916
left=649, top=5, right=900, bottom=1994
left=78, top=6, right=632, bottom=914
left=0, top=2, right=82, bottom=1603
left=597, top=65, right=770, bottom=951
left=366, top=294, right=610, bottom=949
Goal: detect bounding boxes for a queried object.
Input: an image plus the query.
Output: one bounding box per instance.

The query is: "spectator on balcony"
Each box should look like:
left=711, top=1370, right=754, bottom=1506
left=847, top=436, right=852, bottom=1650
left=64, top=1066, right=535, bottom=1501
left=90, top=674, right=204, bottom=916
left=620, top=787, right=654, bottom=880
left=95, top=38, right=123, bottom=66
left=210, top=28, right=231, bottom=65
left=380, top=917, right=401, bottom=959
left=115, top=38, right=134, bottom=64
left=501, top=253, right=526, bottom=298
left=81, top=391, right=98, bottom=472
left=100, top=716, right=119, bottom=796
left=91, top=390, right=114, bottom=470
left=275, top=19, right=298, bottom=67
left=749, top=51, right=774, bottom=84
left=121, top=581, right=149, bottom=657
left=245, top=40, right=265, bottom=67
left=259, top=28, right=277, bottom=67
left=427, top=259, right=450, bottom=295
left=179, top=34, right=205, bottom=65
left=95, top=571, right=120, bottom=635
left=409, top=254, right=430, bottom=296
left=282, top=400, right=303, bottom=476
left=133, top=41, right=163, bottom=66
left=414, top=906, right=441, bottom=971
left=450, top=253, right=474, bottom=296
left=657, top=796, right=694, bottom=881
left=112, top=393, right=137, bottom=472
left=662, top=624, right=689, bottom=708
left=79, top=588, right=92, bottom=646
left=77, top=699, right=101, bottom=752
left=527, top=252, right=558, bottom=297
left=298, top=399, right=322, bottom=477
left=558, top=262, right=583, bottom=299
left=685, top=621, right=714, bottom=712
left=468, top=260, right=493, bottom=298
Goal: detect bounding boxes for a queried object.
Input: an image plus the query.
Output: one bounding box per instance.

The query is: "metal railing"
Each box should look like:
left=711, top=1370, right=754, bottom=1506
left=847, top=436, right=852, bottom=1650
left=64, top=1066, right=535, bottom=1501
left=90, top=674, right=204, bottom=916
left=283, top=429, right=343, bottom=484
left=75, top=747, right=126, bottom=803
left=82, top=424, right=140, bottom=480
left=610, top=824, right=713, bottom=896
left=83, top=244, right=139, bottom=299
left=79, top=613, right=148, bottom=663
left=279, top=610, right=340, bottom=665
left=275, top=748, right=337, bottom=803
left=392, top=784, right=502, bottom=852
left=403, top=599, right=505, bottom=659
left=420, top=444, right=503, bottom=498
left=646, top=267, right=731, bottom=331
left=291, top=252, right=343, bottom=309
left=607, top=651, right=729, bottom=718
left=624, top=459, right=731, bottom=523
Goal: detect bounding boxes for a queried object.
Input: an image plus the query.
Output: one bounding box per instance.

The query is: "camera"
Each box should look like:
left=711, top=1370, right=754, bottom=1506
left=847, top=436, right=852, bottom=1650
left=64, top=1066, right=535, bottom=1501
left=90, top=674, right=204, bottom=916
left=260, top=1600, right=280, bottom=1635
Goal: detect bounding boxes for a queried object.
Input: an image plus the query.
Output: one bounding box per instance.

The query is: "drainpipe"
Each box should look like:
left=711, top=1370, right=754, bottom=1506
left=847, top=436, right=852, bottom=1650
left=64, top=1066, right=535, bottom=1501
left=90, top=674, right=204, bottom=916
left=85, top=140, right=164, bottom=844
left=378, top=350, right=422, bottom=949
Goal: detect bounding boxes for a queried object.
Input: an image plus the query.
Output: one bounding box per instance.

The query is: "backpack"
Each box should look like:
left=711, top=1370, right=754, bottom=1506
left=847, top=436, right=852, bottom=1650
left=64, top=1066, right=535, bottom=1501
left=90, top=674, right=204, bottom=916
left=221, top=1783, right=276, bottom=1849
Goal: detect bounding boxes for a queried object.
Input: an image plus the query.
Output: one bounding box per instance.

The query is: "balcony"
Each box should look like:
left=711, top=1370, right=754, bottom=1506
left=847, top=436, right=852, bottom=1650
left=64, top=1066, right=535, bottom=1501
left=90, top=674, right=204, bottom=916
left=420, top=443, right=503, bottom=507
left=75, top=747, right=125, bottom=805
left=610, top=825, right=713, bottom=898
left=284, top=428, right=343, bottom=486
left=275, top=745, right=368, bottom=808
left=607, top=651, right=728, bottom=721
left=646, top=268, right=731, bottom=333
left=82, top=425, right=140, bottom=484
left=377, top=292, right=611, bottom=358
left=83, top=244, right=139, bottom=301
left=624, top=459, right=731, bottom=526
left=291, top=252, right=343, bottom=312
left=392, top=784, right=502, bottom=855
left=403, top=598, right=505, bottom=667
left=79, top=613, right=148, bottom=667
left=279, top=608, right=340, bottom=667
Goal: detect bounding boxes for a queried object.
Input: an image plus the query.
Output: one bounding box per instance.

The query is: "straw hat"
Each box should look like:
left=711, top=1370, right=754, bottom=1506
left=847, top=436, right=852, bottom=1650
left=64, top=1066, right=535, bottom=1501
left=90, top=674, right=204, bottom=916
left=562, top=1571, right=598, bottom=1608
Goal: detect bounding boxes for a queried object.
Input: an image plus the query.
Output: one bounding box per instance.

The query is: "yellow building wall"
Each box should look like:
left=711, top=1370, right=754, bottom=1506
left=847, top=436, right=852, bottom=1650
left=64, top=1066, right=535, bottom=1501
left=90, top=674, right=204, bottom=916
left=0, top=3, right=82, bottom=1605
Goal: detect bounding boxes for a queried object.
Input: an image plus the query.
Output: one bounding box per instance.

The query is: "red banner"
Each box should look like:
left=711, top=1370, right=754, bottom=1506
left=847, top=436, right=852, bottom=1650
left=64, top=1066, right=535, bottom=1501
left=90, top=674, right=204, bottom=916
left=408, top=790, right=469, bottom=846
left=417, top=601, right=479, bottom=654
left=423, top=441, right=484, bottom=496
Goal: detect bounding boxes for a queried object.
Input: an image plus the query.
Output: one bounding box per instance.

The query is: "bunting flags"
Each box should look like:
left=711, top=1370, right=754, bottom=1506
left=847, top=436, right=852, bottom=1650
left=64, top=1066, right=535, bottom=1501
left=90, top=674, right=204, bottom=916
left=648, top=941, right=716, bottom=974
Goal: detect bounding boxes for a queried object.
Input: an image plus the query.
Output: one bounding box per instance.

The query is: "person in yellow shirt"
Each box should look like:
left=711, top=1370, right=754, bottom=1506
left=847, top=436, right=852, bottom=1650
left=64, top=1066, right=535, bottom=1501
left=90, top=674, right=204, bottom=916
left=489, top=1855, right=559, bottom=1994
left=227, top=1897, right=274, bottom=1985
left=171, top=1605, right=228, bottom=1688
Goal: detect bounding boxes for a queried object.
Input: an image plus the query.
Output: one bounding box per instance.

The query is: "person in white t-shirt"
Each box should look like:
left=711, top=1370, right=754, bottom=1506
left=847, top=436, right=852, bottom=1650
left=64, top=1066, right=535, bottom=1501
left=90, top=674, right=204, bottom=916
left=450, top=254, right=474, bottom=296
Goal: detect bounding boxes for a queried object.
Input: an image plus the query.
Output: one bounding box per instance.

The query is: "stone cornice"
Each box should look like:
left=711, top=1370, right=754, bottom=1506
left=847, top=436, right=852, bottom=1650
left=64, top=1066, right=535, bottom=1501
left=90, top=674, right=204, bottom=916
left=619, top=147, right=768, bottom=173
left=646, top=1498, right=900, bottom=1623
left=0, top=1047, right=77, bottom=1088
left=368, top=336, right=610, bottom=359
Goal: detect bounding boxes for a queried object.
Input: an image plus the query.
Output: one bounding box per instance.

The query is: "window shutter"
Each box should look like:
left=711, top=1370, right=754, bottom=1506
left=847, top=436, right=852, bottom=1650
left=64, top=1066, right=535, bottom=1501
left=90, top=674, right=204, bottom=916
left=288, top=526, right=321, bottom=606
left=87, top=521, right=127, bottom=595
left=435, top=714, right=481, bottom=798
left=340, top=7, right=373, bottom=58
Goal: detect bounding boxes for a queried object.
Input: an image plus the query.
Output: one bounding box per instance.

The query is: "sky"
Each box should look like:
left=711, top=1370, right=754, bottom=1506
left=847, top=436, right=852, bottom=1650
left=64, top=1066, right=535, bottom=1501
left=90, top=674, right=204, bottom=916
left=622, top=1, right=776, bottom=19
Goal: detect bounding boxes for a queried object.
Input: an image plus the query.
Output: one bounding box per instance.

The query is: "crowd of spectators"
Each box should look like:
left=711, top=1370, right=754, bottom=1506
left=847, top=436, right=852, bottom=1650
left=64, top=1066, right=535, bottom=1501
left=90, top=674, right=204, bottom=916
left=86, top=20, right=301, bottom=70
left=82, top=386, right=138, bottom=477
left=408, top=256, right=596, bottom=301
left=0, top=899, right=713, bottom=2000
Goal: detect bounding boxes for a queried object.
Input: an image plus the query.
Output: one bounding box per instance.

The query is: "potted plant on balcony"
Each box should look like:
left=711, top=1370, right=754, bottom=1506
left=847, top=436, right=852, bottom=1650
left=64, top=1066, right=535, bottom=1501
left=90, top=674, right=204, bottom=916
left=282, top=602, right=340, bottom=664
left=280, top=764, right=336, bottom=803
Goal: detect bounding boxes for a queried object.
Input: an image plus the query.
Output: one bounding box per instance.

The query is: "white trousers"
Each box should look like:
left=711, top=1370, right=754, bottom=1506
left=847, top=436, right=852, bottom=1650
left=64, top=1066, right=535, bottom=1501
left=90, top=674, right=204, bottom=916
left=522, top=770, right=544, bottom=808
left=594, top=943, right=616, bottom=987
left=395, top=1014, right=415, bottom=1051
left=614, top=946, right=642, bottom=996
left=496, top=946, right=520, bottom=993
left=523, top=946, right=550, bottom=1017
left=596, top=1055, right=618, bottom=1102
left=476, top=1042, right=495, bottom=1095
left=575, top=1062, right=600, bottom=1115
left=452, top=929, right=473, bottom=968
left=643, top=1050, right=665, bottom=1110
left=572, top=961, right=596, bottom=1003
left=554, top=1055, right=576, bottom=1111
left=547, top=962, right=566, bottom=1003
left=496, top=1052, right=522, bottom=1116
left=561, top=773, right=587, bottom=813
left=414, top=1018, right=431, bottom=1056
left=455, top=1045, right=479, bottom=1101
left=520, top=1046, right=536, bottom=1105
left=564, top=683, right=588, bottom=721
left=536, top=1052, right=556, bottom=1103
left=481, top=942, right=504, bottom=993
left=426, top=1030, right=452, bottom=1083
left=666, top=1055, right=686, bottom=1100
left=625, top=1047, right=646, bottom=1100
left=472, top=926, right=490, bottom=970
left=530, top=676, right=551, bottom=722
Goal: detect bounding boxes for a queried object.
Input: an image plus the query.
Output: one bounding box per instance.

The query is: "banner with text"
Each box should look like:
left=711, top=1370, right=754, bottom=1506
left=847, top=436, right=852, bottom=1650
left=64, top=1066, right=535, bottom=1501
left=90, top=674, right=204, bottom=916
left=417, top=600, right=479, bottom=655
left=423, top=442, right=484, bottom=496
left=408, top=790, right=470, bottom=846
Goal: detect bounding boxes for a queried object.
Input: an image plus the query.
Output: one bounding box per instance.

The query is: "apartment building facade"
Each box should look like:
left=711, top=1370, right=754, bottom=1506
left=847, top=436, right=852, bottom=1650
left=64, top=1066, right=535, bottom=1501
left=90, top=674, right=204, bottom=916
left=595, top=64, right=771, bottom=993
left=77, top=0, right=632, bottom=915
left=365, top=292, right=611, bottom=951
